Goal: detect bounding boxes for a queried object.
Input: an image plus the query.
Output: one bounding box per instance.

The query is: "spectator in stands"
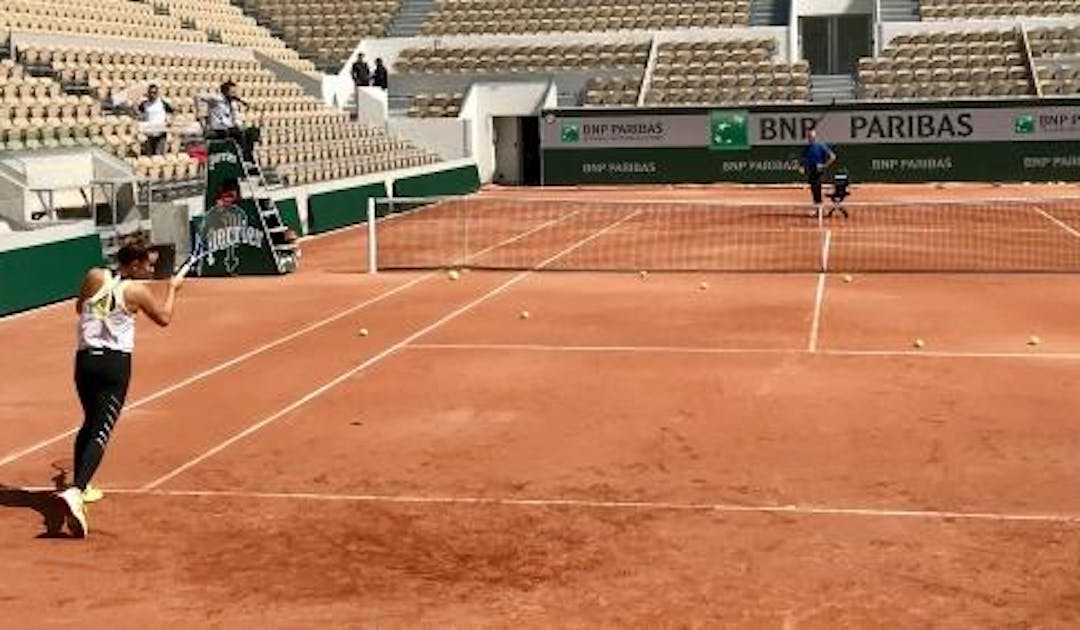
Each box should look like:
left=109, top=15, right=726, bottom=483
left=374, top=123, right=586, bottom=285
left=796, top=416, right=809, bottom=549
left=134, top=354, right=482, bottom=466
left=373, top=58, right=388, bottom=90
left=802, top=127, right=836, bottom=217
left=201, top=81, right=256, bottom=163
left=351, top=54, right=371, bottom=87
left=137, top=84, right=174, bottom=156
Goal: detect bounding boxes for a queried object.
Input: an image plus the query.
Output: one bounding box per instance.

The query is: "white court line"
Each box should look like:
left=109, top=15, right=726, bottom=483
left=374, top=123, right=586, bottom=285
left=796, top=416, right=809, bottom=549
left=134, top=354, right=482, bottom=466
left=1, top=209, right=585, bottom=470
left=407, top=342, right=1080, bottom=361
left=808, top=230, right=831, bottom=353
left=411, top=343, right=800, bottom=355
left=1033, top=206, right=1080, bottom=239
left=58, top=487, right=1080, bottom=525
left=0, top=273, right=436, bottom=469
left=808, top=276, right=826, bottom=353
left=141, top=210, right=645, bottom=490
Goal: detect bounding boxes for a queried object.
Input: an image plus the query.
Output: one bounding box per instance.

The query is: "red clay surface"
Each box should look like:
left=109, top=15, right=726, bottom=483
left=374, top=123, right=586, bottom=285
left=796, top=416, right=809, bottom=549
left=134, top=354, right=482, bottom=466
left=377, top=186, right=1080, bottom=273
left=3, top=184, right=1080, bottom=627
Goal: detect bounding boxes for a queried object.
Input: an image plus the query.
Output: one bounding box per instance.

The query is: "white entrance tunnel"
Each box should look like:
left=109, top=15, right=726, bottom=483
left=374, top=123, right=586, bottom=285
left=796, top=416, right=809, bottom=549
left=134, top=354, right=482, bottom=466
left=460, top=81, right=557, bottom=184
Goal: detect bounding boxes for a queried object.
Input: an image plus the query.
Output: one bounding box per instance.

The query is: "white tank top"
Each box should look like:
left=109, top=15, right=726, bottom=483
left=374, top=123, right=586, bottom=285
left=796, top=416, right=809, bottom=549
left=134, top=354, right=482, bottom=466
left=77, top=270, right=136, bottom=353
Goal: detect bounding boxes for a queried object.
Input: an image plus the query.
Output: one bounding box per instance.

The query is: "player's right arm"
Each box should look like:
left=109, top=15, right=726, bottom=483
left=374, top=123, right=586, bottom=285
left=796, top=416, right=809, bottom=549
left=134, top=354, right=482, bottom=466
left=125, top=277, right=184, bottom=327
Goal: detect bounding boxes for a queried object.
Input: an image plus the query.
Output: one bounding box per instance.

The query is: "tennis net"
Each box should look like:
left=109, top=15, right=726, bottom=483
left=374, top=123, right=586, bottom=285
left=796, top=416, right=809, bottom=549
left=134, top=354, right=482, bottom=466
left=365, top=195, right=1080, bottom=273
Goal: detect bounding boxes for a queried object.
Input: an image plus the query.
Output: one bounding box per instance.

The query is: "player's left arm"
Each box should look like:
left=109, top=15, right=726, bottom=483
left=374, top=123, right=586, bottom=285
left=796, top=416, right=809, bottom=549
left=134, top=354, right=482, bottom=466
left=824, top=146, right=837, bottom=170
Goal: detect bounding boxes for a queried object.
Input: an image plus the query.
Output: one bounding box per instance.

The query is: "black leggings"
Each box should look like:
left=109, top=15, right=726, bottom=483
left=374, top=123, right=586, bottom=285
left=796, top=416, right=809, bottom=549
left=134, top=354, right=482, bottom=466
left=73, top=349, right=132, bottom=490
left=808, top=169, right=824, bottom=205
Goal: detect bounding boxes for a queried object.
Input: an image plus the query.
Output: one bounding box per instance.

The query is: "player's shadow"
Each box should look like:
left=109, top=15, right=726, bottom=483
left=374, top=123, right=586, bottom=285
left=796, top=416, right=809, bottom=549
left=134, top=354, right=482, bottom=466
left=0, top=469, right=72, bottom=538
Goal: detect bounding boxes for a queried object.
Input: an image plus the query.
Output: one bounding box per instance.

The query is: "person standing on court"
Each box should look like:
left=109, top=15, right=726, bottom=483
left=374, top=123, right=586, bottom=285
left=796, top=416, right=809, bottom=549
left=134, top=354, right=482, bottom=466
left=55, top=242, right=189, bottom=538
left=802, top=127, right=836, bottom=217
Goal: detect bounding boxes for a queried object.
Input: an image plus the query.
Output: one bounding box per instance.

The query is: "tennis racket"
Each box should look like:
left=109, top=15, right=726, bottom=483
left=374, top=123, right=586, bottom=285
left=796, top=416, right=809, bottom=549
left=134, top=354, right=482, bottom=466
left=176, top=233, right=212, bottom=279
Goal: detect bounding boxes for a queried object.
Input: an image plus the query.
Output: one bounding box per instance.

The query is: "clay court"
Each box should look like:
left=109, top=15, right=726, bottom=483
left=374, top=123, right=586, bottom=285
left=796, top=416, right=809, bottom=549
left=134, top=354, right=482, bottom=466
left=4, top=183, right=1080, bottom=626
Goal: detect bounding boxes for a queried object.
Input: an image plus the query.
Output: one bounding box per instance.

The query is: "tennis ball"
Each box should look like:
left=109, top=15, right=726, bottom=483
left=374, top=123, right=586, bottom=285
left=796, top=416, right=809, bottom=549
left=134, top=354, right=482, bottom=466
left=519, top=310, right=530, bottom=320
left=913, top=338, right=925, bottom=349
left=639, top=270, right=649, bottom=280
left=1028, top=335, right=1041, bottom=346
left=842, top=274, right=854, bottom=283
left=358, top=328, right=369, bottom=337
left=447, top=269, right=460, bottom=281
left=699, top=281, right=709, bottom=291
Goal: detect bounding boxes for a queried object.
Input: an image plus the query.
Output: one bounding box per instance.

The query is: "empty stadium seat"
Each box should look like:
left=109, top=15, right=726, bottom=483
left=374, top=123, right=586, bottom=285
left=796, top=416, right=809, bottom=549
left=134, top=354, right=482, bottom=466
left=857, top=29, right=1034, bottom=100
left=646, top=38, right=805, bottom=105
left=921, top=0, right=1080, bottom=19
left=239, top=0, right=400, bottom=71
left=422, top=0, right=751, bottom=35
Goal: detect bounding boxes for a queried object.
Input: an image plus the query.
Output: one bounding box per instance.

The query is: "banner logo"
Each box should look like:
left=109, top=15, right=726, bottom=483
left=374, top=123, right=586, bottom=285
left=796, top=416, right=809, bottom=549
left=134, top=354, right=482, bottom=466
left=561, top=122, right=581, bottom=143
left=709, top=110, right=749, bottom=150
left=1014, top=114, right=1036, bottom=135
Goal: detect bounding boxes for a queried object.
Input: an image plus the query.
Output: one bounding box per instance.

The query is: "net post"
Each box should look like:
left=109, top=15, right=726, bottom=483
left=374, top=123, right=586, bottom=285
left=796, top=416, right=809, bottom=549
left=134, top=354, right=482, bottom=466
left=366, top=196, right=378, bottom=274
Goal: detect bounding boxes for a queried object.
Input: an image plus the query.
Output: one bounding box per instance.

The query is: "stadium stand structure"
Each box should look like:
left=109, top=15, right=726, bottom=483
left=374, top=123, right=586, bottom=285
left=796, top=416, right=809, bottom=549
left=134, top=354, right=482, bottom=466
left=419, top=0, right=752, bottom=35
left=857, top=28, right=1035, bottom=99
left=1030, top=25, right=1080, bottom=95
left=5, top=40, right=438, bottom=194
left=645, top=37, right=809, bottom=105
left=921, top=0, right=1080, bottom=20
left=238, top=0, right=401, bottom=72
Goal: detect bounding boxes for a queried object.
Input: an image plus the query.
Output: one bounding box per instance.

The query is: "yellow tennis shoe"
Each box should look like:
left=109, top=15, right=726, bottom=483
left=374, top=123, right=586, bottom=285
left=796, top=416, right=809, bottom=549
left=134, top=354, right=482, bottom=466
left=82, top=484, right=104, bottom=503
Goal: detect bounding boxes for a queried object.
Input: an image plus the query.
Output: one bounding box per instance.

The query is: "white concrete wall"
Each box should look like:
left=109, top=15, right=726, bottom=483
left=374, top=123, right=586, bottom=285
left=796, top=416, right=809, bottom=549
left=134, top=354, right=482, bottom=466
left=389, top=117, right=471, bottom=159
left=460, top=81, right=552, bottom=182
left=354, top=87, right=389, bottom=125
left=795, top=0, right=873, bottom=16
left=0, top=221, right=96, bottom=253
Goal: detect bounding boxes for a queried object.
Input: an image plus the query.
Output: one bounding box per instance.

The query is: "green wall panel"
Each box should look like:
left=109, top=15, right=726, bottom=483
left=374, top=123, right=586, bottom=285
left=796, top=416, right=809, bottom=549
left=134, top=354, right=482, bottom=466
left=0, top=234, right=103, bottom=317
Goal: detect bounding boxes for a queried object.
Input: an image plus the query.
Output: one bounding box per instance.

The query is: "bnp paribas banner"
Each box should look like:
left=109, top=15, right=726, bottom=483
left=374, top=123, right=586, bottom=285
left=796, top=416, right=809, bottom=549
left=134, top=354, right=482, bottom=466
left=541, top=101, right=1080, bottom=184
left=191, top=139, right=280, bottom=276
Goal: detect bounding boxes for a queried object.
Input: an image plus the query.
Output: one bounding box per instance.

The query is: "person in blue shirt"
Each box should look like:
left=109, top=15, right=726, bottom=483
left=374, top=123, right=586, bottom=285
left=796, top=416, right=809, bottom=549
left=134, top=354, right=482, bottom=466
left=802, top=128, right=837, bottom=217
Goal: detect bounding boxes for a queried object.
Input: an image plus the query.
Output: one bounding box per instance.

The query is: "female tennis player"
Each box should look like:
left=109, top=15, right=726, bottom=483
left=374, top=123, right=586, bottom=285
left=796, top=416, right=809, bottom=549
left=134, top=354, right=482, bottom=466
left=55, top=242, right=190, bottom=537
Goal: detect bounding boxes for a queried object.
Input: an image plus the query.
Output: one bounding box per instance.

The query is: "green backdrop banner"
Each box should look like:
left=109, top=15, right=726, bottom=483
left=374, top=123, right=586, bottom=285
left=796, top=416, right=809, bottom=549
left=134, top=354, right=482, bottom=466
left=0, top=233, right=103, bottom=317
left=541, top=99, right=1080, bottom=184
left=193, top=139, right=281, bottom=276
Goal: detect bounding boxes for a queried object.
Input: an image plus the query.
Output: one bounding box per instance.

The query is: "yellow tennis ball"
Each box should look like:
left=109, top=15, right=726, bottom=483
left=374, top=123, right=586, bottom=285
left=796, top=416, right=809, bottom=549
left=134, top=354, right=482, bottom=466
left=913, top=338, right=925, bottom=349
left=519, top=310, right=530, bottom=320
left=358, top=328, right=369, bottom=337
left=842, top=274, right=854, bottom=283
left=699, top=281, right=709, bottom=291
left=447, top=269, right=460, bottom=281
left=1028, top=335, right=1041, bottom=346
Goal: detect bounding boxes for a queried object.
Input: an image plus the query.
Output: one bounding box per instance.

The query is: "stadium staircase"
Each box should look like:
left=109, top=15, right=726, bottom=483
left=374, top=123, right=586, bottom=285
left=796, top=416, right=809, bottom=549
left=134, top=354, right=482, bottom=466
left=749, top=0, right=792, bottom=26
left=810, top=75, right=857, bottom=102
left=880, top=0, right=921, bottom=21
left=387, top=0, right=437, bottom=38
